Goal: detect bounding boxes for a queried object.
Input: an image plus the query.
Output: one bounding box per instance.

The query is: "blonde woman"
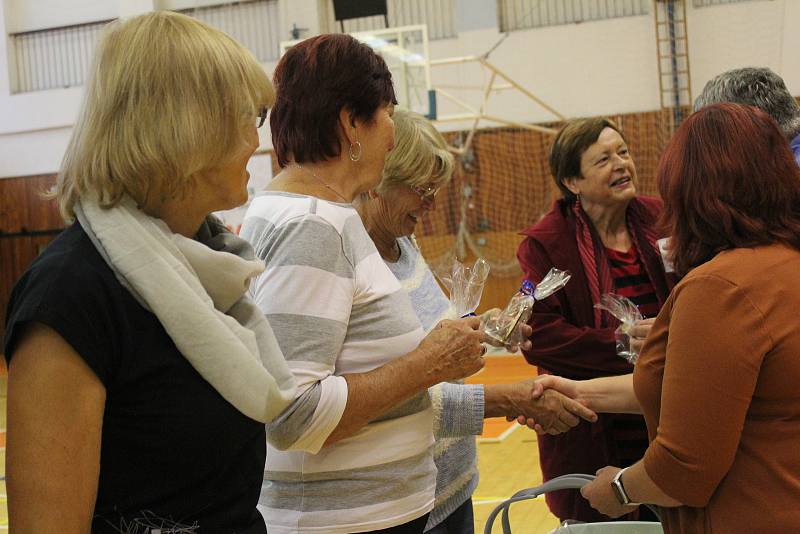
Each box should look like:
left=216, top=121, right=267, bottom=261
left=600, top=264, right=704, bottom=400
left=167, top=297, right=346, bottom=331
left=354, top=110, right=597, bottom=533
left=4, top=12, right=295, bottom=533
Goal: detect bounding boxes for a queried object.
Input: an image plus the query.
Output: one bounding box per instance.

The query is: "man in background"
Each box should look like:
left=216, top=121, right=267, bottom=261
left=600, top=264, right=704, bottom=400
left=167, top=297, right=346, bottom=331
left=694, top=67, right=800, bottom=164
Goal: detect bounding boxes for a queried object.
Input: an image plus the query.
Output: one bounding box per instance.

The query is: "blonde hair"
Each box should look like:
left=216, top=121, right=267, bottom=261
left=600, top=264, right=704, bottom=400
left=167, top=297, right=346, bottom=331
left=377, top=109, right=454, bottom=194
left=56, top=10, right=274, bottom=219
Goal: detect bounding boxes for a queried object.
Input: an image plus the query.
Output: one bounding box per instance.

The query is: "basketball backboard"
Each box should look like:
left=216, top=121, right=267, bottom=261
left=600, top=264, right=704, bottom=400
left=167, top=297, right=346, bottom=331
left=280, top=24, right=435, bottom=119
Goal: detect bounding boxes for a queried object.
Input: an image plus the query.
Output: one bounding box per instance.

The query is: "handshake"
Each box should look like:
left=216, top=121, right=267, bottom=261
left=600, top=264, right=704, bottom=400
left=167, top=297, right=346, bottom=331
left=498, top=318, right=657, bottom=434
left=420, top=314, right=599, bottom=435
left=489, top=377, right=597, bottom=436
left=479, top=310, right=598, bottom=435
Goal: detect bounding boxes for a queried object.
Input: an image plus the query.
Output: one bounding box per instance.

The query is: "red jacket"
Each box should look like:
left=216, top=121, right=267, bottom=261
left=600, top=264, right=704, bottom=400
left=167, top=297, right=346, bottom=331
left=517, top=196, right=674, bottom=522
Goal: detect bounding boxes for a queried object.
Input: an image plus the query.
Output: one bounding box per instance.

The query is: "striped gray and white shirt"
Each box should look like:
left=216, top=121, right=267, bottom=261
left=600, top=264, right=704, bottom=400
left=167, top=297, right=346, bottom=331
left=241, top=192, right=436, bottom=533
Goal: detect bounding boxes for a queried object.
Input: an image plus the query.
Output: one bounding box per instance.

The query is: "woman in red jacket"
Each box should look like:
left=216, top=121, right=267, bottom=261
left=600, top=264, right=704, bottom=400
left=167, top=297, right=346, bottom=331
left=516, top=118, right=674, bottom=522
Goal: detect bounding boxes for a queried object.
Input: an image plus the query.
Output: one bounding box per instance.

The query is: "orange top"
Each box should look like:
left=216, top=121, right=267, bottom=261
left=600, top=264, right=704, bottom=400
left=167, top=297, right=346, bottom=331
left=635, top=244, right=800, bottom=533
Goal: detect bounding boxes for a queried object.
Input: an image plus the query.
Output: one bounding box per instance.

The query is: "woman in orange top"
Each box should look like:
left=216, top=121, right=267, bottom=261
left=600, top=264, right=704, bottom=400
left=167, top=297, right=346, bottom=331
left=532, top=103, right=800, bottom=532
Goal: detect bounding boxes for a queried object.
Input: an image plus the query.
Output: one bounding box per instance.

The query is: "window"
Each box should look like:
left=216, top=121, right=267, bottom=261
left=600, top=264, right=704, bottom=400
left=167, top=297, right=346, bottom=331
left=10, top=20, right=108, bottom=94
left=693, top=0, right=772, bottom=6
left=8, top=0, right=281, bottom=94
left=498, top=0, right=649, bottom=32
left=179, top=0, right=281, bottom=62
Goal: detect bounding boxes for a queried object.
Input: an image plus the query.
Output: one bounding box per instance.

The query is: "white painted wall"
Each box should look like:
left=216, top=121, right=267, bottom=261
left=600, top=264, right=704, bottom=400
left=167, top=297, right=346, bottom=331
left=4, top=0, right=120, bottom=33
left=688, top=0, right=799, bottom=95
left=1, top=0, right=799, bottom=178
left=425, top=14, right=660, bottom=130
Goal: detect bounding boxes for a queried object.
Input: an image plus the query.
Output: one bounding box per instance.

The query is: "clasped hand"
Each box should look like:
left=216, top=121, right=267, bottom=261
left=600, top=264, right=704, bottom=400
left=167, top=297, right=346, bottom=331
left=505, top=378, right=597, bottom=435
left=580, top=466, right=639, bottom=518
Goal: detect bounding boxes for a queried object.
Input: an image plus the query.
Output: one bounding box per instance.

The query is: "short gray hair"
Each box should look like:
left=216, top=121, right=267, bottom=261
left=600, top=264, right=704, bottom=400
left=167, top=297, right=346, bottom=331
left=694, top=67, right=800, bottom=141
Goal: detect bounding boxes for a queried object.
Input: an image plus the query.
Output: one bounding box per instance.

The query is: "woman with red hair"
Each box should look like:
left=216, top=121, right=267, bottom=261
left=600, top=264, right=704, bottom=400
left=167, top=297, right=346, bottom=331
left=242, top=34, right=486, bottom=533
left=534, top=103, right=800, bottom=532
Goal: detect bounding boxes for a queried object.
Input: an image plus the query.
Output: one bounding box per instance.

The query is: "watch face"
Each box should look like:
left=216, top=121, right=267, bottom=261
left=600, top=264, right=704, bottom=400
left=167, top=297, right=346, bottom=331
left=611, top=477, right=628, bottom=505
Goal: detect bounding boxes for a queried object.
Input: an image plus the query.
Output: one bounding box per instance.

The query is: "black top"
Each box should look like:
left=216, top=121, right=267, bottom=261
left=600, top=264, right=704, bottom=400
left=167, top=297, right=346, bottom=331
left=4, top=223, right=266, bottom=533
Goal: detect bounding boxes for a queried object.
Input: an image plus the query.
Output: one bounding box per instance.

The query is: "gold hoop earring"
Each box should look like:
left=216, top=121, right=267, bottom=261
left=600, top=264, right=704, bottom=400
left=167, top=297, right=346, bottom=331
left=349, top=141, right=362, bottom=162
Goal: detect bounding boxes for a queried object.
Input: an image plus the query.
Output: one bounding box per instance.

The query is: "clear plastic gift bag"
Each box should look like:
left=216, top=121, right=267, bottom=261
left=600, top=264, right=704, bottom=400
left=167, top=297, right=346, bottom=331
left=594, top=293, right=644, bottom=364
left=435, top=257, right=491, bottom=318
left=484, top=268, right=571, bottom=349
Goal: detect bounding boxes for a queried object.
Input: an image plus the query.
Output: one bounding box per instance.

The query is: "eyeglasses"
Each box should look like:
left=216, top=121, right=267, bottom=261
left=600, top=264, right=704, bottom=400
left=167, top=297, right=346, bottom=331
left=411, top=184, right=441, bottom=204
left=256, top=106, right=268, bottom=129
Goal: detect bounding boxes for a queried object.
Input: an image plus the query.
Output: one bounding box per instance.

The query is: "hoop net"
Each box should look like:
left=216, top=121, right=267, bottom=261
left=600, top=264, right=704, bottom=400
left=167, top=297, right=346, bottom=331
left=416, top=108, right=681, bottom=287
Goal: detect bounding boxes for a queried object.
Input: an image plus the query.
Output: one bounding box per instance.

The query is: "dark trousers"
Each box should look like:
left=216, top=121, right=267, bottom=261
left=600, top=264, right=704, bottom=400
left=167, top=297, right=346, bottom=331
left=425, top=499, right=475, bottom=534
left=638, top=505, right=661, bottom=523
left=364, top=513, right=430, bottom=534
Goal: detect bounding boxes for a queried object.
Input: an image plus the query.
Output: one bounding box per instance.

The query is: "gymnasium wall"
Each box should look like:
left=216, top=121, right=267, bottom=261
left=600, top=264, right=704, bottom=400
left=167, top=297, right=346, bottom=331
left=0, top=175, right=61, bottom=339
left=2, top=0, right=800, bottom=178
left=0, top=107, right=674, bottom=340
left=2, top=0, right=800, bottom=337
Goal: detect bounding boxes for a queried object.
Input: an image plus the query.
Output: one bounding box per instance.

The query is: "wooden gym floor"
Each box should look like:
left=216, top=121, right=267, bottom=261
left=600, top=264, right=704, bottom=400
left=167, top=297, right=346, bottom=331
left=0, top=354, right=560, bottom=533
left=468, top=354, right=561, bottom=533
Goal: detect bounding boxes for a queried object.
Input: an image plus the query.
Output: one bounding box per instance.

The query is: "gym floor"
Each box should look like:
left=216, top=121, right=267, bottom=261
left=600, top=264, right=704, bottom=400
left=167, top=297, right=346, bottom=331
left=468, top=355, right=561, bottom=533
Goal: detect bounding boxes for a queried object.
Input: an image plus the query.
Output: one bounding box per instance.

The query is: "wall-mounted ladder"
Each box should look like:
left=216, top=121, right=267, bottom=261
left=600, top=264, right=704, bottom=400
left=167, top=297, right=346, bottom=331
left=654, top=0, right=692, bottom=136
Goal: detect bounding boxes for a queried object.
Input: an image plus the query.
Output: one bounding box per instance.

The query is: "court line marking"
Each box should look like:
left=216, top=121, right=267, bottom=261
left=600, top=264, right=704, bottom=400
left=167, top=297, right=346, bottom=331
left=477, top=421, right=519, bottom=443
left=473, top=495, right=544, bottom=505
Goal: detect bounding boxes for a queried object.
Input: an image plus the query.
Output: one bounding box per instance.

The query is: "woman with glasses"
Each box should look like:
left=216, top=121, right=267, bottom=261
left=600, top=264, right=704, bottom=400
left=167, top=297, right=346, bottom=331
left=241, top=35, right=486, bottom=533
left=4, top=12, right=296, bottom=532
left=353, top=109, right=597, bottom=533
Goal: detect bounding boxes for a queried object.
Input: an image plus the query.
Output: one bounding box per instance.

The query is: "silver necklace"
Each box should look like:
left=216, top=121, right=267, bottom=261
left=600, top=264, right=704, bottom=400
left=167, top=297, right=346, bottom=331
left=291, top=163, right=350, bottom=203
